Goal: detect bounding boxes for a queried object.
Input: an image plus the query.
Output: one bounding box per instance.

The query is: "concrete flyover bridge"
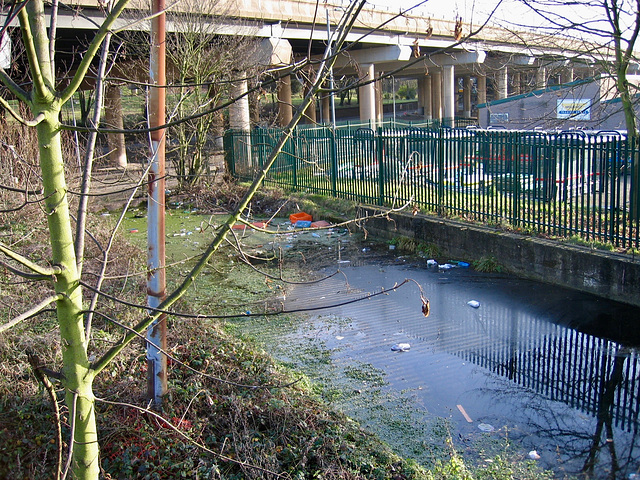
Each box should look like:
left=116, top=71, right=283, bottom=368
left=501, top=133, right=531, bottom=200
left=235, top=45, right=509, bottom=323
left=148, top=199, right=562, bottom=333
left=1, top=0, right=605, bottom=140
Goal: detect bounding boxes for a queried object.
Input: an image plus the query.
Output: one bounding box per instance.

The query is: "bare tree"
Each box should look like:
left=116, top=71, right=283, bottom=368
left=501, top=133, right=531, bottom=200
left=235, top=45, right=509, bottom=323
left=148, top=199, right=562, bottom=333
left=166, top=0, right=261, bottom=187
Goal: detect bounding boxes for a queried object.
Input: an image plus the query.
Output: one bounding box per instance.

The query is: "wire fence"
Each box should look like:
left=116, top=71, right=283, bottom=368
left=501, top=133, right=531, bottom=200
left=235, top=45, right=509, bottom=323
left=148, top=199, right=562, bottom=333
left=224, top=125, right=640, bottom=250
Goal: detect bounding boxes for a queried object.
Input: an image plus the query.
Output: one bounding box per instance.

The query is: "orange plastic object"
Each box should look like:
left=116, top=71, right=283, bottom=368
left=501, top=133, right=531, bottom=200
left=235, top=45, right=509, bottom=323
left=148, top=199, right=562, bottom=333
left=311, top=220, right=331, bottom=228
left=289, top=212, right=312, bottom=223
left=232, top=221, right=268, bottom=230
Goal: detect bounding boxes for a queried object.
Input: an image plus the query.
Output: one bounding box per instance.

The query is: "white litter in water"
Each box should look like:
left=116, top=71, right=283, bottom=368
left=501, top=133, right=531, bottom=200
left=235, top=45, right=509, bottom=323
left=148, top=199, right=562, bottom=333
left=336, top=336, right=344, bottom=340
left=467, top=300, right=481, bottom=308
left=477, top=423, right=495, bottom=432
left=439, top=263, right=454, bottom=270
left=426, top=259, right=437, bottom=266
left=527, top=450, right=541, bottom=460
left=391, top=343, right=411, bottom=352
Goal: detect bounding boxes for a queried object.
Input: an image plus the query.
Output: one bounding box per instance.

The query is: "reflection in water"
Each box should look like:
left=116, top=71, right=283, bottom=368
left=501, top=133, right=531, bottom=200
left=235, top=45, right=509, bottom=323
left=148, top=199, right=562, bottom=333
left=401, top=270, right=640, bottom=479
left=285, top=263, right=640, bottom=478
left=435, top=307, right=638, bottom=478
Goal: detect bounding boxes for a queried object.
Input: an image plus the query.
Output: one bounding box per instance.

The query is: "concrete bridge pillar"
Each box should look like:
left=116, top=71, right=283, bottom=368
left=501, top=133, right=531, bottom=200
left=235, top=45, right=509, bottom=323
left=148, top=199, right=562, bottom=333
left=276, top=74, right=292, bottom=127
left=561, top=68, right=574, bottom=84
left=536, top=66, right=547, bottom=89
left=443, top=64, right=455, bottom=127
left=431, top=69, right=442, bottom=122
left=105, top=84, right=127, bottom=169
left=423, top=75, right=432, bottom=120
left=229, top=78, right=252, bottom=166
left=463, top=75, right=472, bottom=117
left=302, top=67, right=317, bottom=124
left=417, top=77, right=425, bottom=115
left=321, top=85, right=330, bottom=125
left=496, top=67, right=508, bottom=99
left=375, top=71, right=384, bottom=124
left=512, top=72, right=521, bottom=95
left=477, top=74, right=487, bottom=105
left=359, top=63, right=376, bottom=128
left=230, top=79, right=251, bottom=129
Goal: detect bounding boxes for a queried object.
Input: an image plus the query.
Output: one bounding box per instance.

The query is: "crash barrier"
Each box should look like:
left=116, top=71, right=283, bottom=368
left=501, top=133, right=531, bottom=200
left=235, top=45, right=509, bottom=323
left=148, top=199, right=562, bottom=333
left=224, top=126, right=640, bottom=249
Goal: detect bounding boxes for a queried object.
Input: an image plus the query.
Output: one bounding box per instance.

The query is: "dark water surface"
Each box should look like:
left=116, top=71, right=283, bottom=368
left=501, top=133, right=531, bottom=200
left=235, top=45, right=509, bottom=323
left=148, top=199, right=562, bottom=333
left=283, top=258, right=640, bottom=479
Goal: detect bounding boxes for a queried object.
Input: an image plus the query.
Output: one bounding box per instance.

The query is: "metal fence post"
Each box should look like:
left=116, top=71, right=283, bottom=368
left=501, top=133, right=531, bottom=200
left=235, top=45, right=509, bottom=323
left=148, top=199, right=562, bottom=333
left=223, top=130, right=235, bottom=178
left=437, top=127, right=445, bottom=214
left=330, top=127, right=338, bottom=197
left=377, top=126, right=384, bottom=206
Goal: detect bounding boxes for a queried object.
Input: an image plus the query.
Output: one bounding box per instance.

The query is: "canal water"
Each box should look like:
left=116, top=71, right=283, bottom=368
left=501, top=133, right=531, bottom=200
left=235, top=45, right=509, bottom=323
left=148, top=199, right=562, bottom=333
left=122, top=211, right=640, bottom=478
left=276, top=255, right=640, bottom=479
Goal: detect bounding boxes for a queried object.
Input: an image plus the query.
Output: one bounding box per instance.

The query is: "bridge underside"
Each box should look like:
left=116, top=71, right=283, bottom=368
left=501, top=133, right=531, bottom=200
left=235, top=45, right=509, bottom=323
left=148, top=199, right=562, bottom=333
left=1, top=1, right=612, bottom=149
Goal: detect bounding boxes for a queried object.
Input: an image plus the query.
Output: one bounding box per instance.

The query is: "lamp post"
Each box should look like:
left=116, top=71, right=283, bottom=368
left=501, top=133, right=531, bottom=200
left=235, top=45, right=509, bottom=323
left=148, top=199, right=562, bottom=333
left=326, top=9, right=336, bottom=129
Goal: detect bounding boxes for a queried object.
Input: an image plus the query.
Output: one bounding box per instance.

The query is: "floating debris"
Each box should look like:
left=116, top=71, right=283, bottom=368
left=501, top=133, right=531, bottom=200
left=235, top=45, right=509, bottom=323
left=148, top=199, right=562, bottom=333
left=467, top=300, right=480, bottom=308
left=477, top=423, right=495, bottom=432
left=391, top=343, right=411, bottom=352
left=527, top=450, right=541, bottom=460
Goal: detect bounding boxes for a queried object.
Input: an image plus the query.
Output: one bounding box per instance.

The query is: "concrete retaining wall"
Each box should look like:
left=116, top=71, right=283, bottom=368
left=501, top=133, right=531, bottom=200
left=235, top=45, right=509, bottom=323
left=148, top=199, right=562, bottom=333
left=361, top=207, right=640, bottom=307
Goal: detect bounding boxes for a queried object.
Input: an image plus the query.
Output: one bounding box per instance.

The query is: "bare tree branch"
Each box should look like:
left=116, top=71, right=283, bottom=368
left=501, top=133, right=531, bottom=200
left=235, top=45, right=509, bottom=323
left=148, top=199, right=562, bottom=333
left=0, top=294, right=62, bottom=333
left=0, top=242, right=64, bottom=276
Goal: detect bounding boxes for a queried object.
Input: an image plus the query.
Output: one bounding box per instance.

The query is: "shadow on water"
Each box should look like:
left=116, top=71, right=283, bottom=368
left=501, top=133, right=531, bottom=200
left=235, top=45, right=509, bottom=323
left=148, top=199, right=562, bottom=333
left=282, top=259, right=640, bottom=479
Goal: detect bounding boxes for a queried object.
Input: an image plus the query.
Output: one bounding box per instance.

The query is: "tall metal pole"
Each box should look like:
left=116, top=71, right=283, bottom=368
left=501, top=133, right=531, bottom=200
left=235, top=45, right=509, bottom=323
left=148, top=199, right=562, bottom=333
left=326, top=9, right=336, bottom=129
left=147, top=0, right=167, bottom=406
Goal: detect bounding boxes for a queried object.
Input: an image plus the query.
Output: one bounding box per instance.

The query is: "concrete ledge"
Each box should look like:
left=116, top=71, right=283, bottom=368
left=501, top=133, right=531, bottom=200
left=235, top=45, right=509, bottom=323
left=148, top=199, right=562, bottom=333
left=361, top=207, right=640, bottom=307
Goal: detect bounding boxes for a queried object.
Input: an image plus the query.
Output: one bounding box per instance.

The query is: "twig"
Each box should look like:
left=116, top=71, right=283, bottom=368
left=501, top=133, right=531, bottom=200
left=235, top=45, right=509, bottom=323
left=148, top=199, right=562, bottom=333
left=0, top=294, right=62, bottom=333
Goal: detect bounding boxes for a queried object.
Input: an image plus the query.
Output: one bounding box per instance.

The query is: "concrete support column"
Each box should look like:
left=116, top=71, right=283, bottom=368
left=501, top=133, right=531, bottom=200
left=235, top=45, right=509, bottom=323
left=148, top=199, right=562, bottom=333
left=359, top=63, right=376, bottom=128
left=230, top=79, right=251, bottom=130
left=375, top=72, right=383, bottom=124
left=561, top=68, right=574, bottom=85
left=321, top=87, right=330, bottom=125
left=423, top=75, right=432, bottom=120
left=276, top=74, right=292, bottom=127
left=496, top=67, right=508, bottom=99
left=536, top=67, right=547, bottom=89
left=229, top=78, right=252, bottom=166
left=512, top=72, right=521, bottom=95
left=443, top=64, right=455, bottom=127
left=417, top=77, right=426, bottom=115
left=477, top=74, right=487, bottom=105
left=105, top=84, right=127, bottom=169
left=431, top=70, right=442, bottom=122
left=302, top=68, right=317, bottom=124
left=463, top=75, right=472, bottom=118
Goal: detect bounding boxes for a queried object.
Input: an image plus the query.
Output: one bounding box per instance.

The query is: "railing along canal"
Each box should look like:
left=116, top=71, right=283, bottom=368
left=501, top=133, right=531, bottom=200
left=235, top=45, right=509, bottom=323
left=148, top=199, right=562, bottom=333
left=224, top=126, right=640, bottom=249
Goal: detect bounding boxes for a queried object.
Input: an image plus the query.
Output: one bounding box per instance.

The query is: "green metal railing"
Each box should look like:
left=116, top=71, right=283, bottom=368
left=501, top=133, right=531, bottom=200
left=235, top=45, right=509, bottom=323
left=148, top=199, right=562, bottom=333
left=224, top=126, right=640, bottom=249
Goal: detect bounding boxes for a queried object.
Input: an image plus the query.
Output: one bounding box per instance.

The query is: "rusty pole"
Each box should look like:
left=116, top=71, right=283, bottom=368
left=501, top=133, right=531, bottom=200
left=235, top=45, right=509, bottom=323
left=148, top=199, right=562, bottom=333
left=147, top=0, right=167, bottom=406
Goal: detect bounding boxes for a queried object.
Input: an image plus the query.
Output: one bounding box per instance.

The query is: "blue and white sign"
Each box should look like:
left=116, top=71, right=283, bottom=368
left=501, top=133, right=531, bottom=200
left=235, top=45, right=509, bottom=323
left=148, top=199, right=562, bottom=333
left=557, top=98, right=591, bottom=120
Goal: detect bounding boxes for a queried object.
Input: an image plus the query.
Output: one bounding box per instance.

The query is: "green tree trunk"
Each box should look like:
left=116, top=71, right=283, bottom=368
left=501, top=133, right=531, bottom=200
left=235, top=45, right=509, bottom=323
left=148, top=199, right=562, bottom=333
left=37, top=108, right=99, bottom=479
